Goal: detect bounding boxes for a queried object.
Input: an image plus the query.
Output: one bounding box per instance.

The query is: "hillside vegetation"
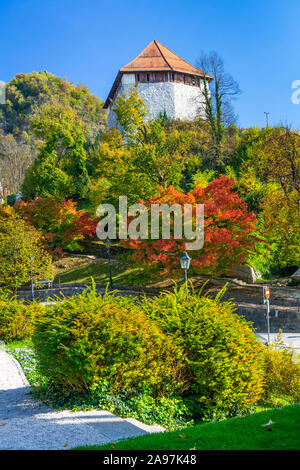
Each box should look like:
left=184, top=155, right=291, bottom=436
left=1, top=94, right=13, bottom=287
left=0, top=72, right=107, bottom=194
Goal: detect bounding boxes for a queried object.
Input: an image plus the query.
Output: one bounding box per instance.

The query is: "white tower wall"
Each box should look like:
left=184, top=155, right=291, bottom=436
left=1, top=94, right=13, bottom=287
left=107, top=74, right=207, bottom=130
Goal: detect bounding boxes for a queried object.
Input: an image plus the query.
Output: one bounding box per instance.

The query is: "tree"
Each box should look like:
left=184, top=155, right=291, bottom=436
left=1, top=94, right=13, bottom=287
left=22, top=103, right=90, bottom=200
left=197, top=52, right=241, bottom=168
left=246, top=126, right=300, bottom=201
left=0, top=206, right=53, bottom=291
left=123, top=175, right=257, bottom=276
left=261, top=186, right=300, bottom=268
left=88, top=87, right=194, bottom=206
left=15, top=197, right=97, bottom=256
left=197, top=51, right=241, bottom=126
left=231, top=126, right=300, bottom=272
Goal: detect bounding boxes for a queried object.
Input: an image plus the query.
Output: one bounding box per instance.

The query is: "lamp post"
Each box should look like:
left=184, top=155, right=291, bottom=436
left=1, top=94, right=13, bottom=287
left=105, top=239, right=113, bottom=290
left=29, top=256, right=35, bottom=301
left=180, top=251, right=191, bottom=299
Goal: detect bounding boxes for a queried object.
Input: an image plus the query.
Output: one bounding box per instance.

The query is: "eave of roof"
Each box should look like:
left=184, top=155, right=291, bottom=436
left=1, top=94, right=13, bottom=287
left=103, top=40, right=213, bottom=108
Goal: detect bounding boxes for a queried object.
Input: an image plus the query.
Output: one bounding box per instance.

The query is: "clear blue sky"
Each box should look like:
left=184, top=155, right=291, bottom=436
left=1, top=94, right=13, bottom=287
left=1, top=0, right=299, bottom=128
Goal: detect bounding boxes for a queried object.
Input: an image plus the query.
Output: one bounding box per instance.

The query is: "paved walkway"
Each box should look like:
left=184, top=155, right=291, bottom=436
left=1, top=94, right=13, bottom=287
left=255, top=332, right=300, bottom=355
left=0, top=351, right=163, bottom=450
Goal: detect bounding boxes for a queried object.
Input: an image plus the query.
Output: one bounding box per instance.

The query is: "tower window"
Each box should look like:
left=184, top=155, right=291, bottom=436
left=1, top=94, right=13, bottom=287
left=137, top=74, right=140, bottom=81
left=147, top=73, right=150, bottom=82
left=172, top=73, right=175, bottom=81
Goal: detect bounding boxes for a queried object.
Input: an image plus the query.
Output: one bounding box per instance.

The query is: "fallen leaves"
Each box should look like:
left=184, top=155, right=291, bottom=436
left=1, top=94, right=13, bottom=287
left=262, top=420, right=275, bottom=427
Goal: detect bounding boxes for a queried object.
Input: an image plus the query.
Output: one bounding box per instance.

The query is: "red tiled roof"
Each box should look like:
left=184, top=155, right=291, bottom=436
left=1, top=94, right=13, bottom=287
left=120, top=40, right=212, bottom=78
left=104, top=40, right=213, bottom=108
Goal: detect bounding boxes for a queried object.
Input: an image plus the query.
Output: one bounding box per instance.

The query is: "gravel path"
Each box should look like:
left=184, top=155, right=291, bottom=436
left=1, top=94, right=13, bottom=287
left=0, top=350, right=164, bottom=450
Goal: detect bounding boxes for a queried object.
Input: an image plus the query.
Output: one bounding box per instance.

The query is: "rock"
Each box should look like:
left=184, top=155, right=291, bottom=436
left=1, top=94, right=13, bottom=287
left=291, top=268, right=300, bottom=278
left=228, top=265, right=259, bottom=283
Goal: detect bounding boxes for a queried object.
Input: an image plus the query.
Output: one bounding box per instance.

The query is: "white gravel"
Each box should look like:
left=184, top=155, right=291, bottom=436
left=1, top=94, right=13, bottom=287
left=0, top=350, right=164, bottom=450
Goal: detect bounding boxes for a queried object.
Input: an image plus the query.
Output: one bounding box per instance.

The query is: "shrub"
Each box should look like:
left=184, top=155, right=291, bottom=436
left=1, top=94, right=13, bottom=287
left=0, top=206, right=53, bottom=290
left=260, top=334, right=300, bottom=406
left=33, top=286, right=185, bottom=395
left=0, top=292, right=46, bottom=342
left=141, top=284, right=265, bottom=420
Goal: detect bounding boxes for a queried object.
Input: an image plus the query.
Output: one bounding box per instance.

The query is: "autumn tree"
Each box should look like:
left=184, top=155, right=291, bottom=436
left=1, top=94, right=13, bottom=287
left=15, top=197, right=97, bottom=256
left=246, top=126, right=300, bottom=200
left=87, top=87, right=196, bottom=206
left=0, top=207, right=53, bottom=291
left=123, top=175, right=257, bottom=276
left=261, top=186, right=300, bottom=268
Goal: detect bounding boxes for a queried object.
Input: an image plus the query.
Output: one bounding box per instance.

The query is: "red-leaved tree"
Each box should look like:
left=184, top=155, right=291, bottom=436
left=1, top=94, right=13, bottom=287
left=15, top=197, right=97, bottom=257
left=124, top=175, right=258, bottom=276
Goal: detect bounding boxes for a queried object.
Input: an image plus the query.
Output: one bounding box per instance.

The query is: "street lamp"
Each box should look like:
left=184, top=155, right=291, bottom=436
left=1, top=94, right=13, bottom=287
left=180, top=251, right=191, bottom=299
left=105, top=239, right=113, bottom=290
left=29, top=256, right=35, bottom=300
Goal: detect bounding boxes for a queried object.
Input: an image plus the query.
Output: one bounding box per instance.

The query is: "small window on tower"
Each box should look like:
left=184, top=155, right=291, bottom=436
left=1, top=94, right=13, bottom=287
left=137, top=74, right=140, bottom=82
left=172, top=73, right=175, bottom=81
left=147, top=73, right=150, bottom=82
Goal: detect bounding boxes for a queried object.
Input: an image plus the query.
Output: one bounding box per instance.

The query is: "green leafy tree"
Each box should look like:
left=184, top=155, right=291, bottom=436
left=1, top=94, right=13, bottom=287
left=22, top=103, right=90, bottom=200
left=88, top=87, right=195, bottom=206
left=0, top=206, right=53, bottom=291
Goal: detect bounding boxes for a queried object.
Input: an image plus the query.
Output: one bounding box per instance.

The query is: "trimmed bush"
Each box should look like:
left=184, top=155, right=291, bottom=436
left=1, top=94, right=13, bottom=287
left=33, top=287, right=185, bottom=395
left=0, top=292, right=46, bottom=342
left=141, top=285, right=265, bottom=420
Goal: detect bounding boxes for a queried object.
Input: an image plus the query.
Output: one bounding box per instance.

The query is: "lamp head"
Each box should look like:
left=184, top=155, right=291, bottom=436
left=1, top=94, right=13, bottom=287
left=180, top=251, right=191, bottom=270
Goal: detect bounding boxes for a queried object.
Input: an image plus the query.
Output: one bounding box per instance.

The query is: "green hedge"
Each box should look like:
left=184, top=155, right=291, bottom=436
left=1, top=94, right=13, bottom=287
left=142, top=285, right=265, bottom=420
left=33, top=288, right=185, bottom=394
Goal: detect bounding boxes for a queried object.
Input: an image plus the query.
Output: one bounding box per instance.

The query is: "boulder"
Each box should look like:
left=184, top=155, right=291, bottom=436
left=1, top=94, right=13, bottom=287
left=228, top=265, right=259, bottom=283
left=291, top=268, right=300, bottom=278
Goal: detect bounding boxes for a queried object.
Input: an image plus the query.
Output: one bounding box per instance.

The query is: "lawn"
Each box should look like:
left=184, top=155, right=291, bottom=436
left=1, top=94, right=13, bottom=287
left=53, top=256, right=151, bottom=286
left=73, top=404, right=300, bottom=450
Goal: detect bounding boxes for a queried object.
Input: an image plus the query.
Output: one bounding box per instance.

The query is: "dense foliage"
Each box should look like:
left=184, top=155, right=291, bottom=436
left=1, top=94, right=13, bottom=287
left=0, top=71, right=106, bottom=142
left=0, top=206, right=53, bottom=290
left=1, top=71, right=299, bottom=278
left=15, top=197, right=97, bottom=256
left=0, top=72, right=106, bottom=196
left=22, top=103, right=91, bottom=200
left=0, top=292, right=46, bottom=341
left=261, top=333, right=300, bottom=407
left=142, top=285, right=265, bottom=420
left=32, top=285, right=265, bottom=422
left=33, top=287, right=184, bottom=395
left=124, top=176, right=257, bottom=276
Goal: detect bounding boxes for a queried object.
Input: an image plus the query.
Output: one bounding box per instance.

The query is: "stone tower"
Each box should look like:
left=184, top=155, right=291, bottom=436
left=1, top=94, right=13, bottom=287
left=104, top=40, right=213, bottom=129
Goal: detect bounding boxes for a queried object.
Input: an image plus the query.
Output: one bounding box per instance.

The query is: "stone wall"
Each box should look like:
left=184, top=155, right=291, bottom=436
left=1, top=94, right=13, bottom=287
left=108, top=75, right=207, bottom=129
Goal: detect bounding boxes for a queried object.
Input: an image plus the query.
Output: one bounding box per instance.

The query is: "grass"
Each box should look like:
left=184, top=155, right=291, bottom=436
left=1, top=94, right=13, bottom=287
left=73, top=404, right=300, bottom=450
left=53, top=256, right=152, bottom=286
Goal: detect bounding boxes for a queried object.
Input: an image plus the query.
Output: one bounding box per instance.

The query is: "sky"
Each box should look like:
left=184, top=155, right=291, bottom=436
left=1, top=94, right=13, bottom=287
left=0, top=0, right=300, bottom=128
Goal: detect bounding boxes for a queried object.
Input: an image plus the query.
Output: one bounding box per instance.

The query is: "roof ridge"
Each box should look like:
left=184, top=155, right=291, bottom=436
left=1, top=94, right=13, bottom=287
left=155, top=40, right=202, bottom=74
left=154, top=39, right=173, bottom=71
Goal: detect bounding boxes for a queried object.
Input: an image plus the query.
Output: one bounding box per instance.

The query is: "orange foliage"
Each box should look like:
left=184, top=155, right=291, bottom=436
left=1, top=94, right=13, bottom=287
left=124, top=175, right=258, bottom=275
